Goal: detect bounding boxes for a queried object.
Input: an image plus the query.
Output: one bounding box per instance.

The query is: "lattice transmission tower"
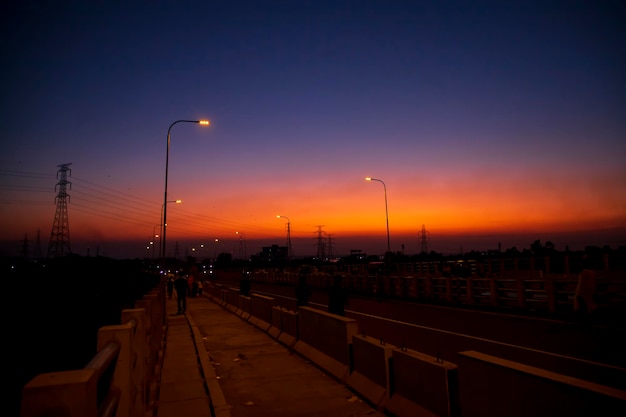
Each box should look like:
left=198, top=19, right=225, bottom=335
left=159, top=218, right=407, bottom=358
left=47, top=163, right=72, bottom=258
left=315, top=225, right=325, bottom=260
left=326, top=233, right=334, bottom=259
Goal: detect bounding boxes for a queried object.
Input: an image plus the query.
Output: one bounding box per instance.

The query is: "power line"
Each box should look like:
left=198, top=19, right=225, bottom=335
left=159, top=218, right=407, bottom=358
left=5, top=168, right=312, bottom=249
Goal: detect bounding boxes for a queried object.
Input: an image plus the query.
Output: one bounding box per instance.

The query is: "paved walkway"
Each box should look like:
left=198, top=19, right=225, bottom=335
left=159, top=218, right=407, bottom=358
left=156, top=290, right=383, bottom=417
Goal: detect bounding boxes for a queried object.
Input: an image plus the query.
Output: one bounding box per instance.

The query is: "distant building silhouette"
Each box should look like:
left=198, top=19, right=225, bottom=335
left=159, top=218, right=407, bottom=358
left=253, top=244, right=288, bottom=264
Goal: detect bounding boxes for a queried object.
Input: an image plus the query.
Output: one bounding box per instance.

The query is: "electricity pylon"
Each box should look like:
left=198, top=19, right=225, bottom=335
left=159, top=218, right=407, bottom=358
left=47, top=163, right=72, bottom=258
left=420, top=224, right=430, bottom=254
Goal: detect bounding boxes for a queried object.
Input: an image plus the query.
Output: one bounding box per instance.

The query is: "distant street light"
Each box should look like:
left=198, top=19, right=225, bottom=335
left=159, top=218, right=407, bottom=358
left=365, top=177, right=390, bottom=254
left=213, top=238, right=221, bottom=259
left=162, top=119, right=210, bottom=263
left=276, top=215, right=293, bottom=259
left=160, top=198, right=182, bottom=260
left=152, top=224, right=161, bottom=260
left=236, top=231, right=247, bottom=259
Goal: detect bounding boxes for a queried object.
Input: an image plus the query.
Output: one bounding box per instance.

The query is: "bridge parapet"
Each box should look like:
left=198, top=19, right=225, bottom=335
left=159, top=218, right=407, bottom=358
left=457, top=350, right=626, bottom=417
left=20, top=279, right=166, bottom=417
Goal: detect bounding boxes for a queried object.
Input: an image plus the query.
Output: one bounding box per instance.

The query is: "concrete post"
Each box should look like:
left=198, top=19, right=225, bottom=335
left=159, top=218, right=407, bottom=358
left=21, top=369, right=99, bottom=417
left=96, top=322, right=135, bottom=417
left=121, top=309, right=146, bottom=417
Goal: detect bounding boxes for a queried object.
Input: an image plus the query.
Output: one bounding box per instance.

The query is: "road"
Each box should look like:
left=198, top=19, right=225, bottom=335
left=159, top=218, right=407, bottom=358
left=213, top=278, right=626, bottom=390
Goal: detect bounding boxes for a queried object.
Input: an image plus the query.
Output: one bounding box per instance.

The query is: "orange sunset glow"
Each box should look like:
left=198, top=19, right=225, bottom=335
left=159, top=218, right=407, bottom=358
left=2, top=1, right=624, bottom=259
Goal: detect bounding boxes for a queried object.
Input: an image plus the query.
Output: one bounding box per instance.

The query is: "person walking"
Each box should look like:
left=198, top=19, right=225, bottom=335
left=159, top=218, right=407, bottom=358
left=174, top=272, right=188, bottom=314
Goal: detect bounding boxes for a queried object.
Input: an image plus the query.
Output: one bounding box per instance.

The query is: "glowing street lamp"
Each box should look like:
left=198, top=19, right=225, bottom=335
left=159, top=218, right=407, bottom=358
left=152, top=224, right=161, bottom=260
left=160, top=199, right=181, bottom=259
left=162, top=119, right=210, bottom=262
left=276, top=215, right=293, bottom=259
left=365, top=177, right=390, bottom=254
left=236, top=231, right=247, bottom=259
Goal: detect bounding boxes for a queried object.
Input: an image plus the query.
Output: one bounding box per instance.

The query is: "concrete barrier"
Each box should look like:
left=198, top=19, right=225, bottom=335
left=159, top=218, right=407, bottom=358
left=386, top=347, right=460, bottom=417
left=457, top=350, right=626, bottom=417
left=269, top=306, right=283, bottom=339
left=96, top=313, right=146, bottom=417
left=278, top=308, right=298, bottom=348
left=239, top=295, right=251, bottom=320
left=204, top=282, right=216, bottom=300
left=293, top=307, right=357, bottom=383
left=21, top=368, right=103, bottom=417
left=249, top=294, right=274, bottom=331
left=209, top=283, right=224, bottom=302
left=119, top=309, right=146, bottom=417
left=347, top=335, right=394, bottom=410
left=225, top=288, right=240, bottom=314
left=20, top=281, right=167, bottom=417
left=134, top=297, right=160, bottom=408
left=219, top=288, right=228, bottom=306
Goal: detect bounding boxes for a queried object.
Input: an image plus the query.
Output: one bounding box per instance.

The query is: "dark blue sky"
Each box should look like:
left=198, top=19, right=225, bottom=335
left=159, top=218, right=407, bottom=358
left=2, top=0, right=625, bottom=258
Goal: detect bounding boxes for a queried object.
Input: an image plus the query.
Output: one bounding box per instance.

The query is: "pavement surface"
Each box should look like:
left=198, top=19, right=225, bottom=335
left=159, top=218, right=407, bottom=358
left=155, top=290, right=384, bottom=417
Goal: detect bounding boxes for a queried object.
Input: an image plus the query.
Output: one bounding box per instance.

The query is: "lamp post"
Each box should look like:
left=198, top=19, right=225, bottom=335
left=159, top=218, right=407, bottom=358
left=162, top=119, right=210, bottom=263
left=365, top=177, right=390, bottom=254
left=236, top=231, right=247, bottom=259
left=276, top=215, right=292, bottom=259
left=160, top=199, right=181, bottom=260
left=213, top=238, right=221, bottom=260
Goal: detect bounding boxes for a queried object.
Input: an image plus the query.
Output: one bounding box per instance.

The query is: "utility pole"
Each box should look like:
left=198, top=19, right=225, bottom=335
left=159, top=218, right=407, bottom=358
left=47, top=163, right=72, bottom=258
left=276, top=215, right=293, bottom=260
left=286, top=222, right=293, bottom=260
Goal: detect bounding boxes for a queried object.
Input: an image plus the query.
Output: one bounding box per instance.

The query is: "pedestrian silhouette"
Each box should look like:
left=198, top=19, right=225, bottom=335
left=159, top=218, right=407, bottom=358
left=174, top=273, right=188, bottom=314
left=328, top=275, right=348, bottom=316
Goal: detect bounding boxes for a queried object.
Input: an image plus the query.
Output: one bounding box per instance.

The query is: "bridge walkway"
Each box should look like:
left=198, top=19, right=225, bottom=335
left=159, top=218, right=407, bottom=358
left=156, top=291, right=383, bottom=417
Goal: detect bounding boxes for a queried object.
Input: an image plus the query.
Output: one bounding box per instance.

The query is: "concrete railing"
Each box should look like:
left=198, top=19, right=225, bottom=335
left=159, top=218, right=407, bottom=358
left=347, top=334, right=394, bottom=410
left=294, top=306, right=358, bottom=383
left=205, top=281, right=626, bottom=417
left=387, top=347, right=460, bottom=417
left=248, top=293, right=274, bottom=331
left=457, top=350, right=626, bottom=417
left=21, top=340, right=122, bottom=417
left=21, top=279, right=166, bottom=417
left=223, top=268, right=625, bottom=316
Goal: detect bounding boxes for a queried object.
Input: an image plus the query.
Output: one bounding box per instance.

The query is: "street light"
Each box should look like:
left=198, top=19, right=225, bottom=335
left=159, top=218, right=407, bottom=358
left=162, top=119, right=210, bottom=263
left=159, top=200, right=183, bottom=256
left=365, top=177, right=390, bottom=254
left=276, top=215, right=293, bottom=259
left=160, top=198, right=182, bottom=260
left=236, top=231, right=247, bottom=259
left=152, top=224, right=161, bottom=260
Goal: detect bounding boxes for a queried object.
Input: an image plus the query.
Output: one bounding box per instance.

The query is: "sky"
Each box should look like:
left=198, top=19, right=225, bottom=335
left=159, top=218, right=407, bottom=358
left=1, top=0, right=625, bottom=259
